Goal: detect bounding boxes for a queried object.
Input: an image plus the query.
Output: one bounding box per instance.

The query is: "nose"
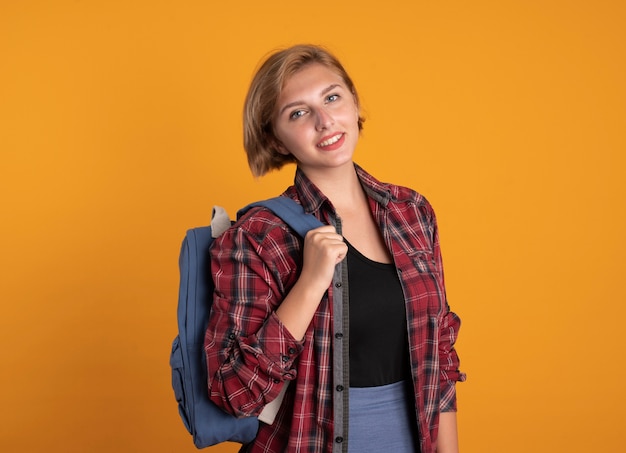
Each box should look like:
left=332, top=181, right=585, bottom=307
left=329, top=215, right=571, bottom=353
left=315, top=108, right=334, bottom=131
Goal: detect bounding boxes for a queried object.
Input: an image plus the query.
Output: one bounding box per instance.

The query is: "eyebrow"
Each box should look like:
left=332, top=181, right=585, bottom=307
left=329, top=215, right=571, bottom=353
left=278, top=83, right=342, bottom=116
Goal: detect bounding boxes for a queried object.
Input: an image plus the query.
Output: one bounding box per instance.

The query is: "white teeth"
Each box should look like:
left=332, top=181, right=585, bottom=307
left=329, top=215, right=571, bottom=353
left=318, top=134, right=342, bottom=147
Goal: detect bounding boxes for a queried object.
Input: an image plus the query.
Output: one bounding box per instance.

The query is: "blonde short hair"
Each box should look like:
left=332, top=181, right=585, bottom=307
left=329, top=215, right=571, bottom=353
left=243, top=44, right=364, bottom=177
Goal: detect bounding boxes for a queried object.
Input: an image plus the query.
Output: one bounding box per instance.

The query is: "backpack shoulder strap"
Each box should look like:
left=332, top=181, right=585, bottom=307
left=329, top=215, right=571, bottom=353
left=238, top=196, right=323, bottom=236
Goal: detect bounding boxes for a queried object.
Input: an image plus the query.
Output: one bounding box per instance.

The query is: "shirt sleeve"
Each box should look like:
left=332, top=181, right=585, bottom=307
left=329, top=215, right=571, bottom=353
left=204, top=220, right=304, bottom=418
left=438, top=309, right=464, bottom=412
left=431, top=205, right=466, bottom=412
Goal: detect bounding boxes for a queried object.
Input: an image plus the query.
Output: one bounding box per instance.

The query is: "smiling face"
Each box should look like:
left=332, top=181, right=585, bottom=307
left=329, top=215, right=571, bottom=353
left=272, top=63, right=360, bottom=176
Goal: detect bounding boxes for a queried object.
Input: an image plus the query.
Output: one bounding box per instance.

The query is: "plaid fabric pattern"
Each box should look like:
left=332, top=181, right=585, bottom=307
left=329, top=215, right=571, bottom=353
left=204, top=165, right=465, bottom=453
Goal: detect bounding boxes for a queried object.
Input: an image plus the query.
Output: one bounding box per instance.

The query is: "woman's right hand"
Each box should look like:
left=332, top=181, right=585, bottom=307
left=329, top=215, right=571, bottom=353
left=275, top=225, right=347, bottom=340
left=299, top=225, right=348, bottom=296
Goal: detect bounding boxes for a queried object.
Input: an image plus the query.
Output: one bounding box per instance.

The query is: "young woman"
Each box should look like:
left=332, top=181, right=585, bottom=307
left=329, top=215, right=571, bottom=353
left=204, top=44, right=465, bottom=453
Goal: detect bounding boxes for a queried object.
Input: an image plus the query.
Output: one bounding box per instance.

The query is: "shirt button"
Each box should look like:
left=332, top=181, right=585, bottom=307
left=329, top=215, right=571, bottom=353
left=288, top=347, right=296, bottom=355
left=335, top=282, right=342, bottom=288
left=228, top=333, right=236, bottom=340
left=336, top=385, right=344, bottom=392
left=335, top=436, right=344, bottom=443
left=335, top=332, right=343, bottom=339
left=281, top=355, right=289, bottom=362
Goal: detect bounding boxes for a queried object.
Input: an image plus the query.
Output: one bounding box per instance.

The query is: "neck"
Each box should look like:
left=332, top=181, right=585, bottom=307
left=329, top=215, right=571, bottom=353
left=301, top=163, right=367, bottom=215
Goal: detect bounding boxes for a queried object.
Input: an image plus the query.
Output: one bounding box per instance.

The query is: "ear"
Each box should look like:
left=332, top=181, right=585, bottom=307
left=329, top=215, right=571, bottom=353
left=352, top=93, right=360, bottom=119
left=271, top=136, right=290, bottom=156
left=276, top=145, right=290, bottom=156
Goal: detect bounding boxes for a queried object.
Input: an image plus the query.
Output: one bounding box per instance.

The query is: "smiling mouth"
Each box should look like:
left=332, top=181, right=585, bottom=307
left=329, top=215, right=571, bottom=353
left=317, top=133, right=343, bottom=148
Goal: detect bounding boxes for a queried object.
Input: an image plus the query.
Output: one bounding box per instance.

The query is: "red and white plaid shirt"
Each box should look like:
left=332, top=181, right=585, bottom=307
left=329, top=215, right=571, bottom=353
left=205, top=165, right=465, bottom=453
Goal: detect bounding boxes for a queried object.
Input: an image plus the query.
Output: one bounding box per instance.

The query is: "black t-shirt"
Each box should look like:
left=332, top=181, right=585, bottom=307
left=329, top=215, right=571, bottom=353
left=346, top=241, right=411, bottom=387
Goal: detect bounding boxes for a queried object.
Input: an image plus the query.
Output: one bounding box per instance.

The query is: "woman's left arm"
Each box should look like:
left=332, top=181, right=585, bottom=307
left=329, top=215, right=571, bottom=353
left=436, top=411, right=459, bottom=453
left=428, top=202, right=465, bottom=451
left=431, top=204, right=465, bottom=400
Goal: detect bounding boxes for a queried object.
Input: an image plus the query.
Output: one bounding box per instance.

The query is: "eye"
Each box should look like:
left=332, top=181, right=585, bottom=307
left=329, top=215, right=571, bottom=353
left=289, top=109, right=306, bottom=120
left=326, top=94, right=340, bottom=103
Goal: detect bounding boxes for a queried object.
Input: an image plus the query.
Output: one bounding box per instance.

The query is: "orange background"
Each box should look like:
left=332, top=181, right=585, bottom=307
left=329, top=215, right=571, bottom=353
left=1, top=1, right=625, bottom=452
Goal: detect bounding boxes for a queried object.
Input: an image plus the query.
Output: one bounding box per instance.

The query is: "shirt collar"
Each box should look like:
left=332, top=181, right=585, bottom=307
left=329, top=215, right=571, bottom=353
left=288, top=163, right=392, bottom=216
